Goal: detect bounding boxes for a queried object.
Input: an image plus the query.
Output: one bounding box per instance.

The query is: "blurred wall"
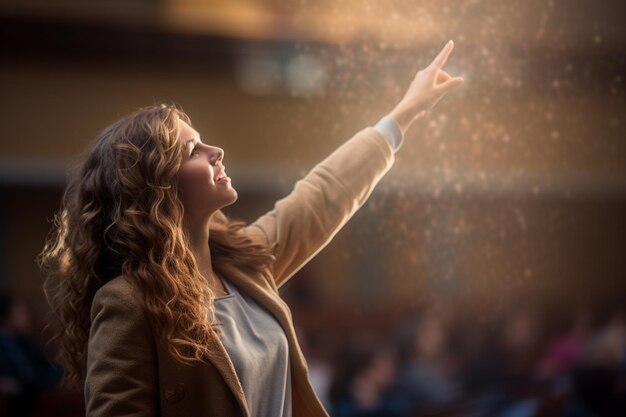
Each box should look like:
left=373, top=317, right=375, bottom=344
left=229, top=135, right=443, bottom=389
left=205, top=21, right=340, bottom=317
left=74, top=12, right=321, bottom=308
left=0, top=0, right=625, bottom=320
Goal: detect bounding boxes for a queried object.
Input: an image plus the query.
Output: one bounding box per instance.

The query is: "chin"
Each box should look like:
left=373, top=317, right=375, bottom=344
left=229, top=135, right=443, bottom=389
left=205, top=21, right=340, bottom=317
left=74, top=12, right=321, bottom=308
left=224, top=189, right=238, bottom=207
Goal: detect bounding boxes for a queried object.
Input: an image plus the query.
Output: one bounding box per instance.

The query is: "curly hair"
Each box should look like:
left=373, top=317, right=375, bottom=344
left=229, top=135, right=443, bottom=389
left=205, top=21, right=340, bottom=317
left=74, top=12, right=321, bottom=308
left=37, top=103, right=275, bottom=388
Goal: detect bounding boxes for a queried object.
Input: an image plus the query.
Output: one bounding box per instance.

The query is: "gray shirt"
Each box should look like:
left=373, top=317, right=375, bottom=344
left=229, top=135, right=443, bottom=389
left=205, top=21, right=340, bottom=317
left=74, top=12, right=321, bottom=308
left=214, top=277, right=292, bottom=417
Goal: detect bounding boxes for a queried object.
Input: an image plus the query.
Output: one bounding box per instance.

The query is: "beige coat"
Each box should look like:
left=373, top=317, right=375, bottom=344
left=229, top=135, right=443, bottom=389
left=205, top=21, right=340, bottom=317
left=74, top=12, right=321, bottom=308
left=85, top=127, right=395, bottom=416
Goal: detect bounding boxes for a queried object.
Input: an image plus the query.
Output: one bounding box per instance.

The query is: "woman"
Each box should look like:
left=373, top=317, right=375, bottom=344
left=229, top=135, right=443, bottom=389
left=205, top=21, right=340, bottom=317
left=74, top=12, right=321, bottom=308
left=38, top=40, right=463, bottom=417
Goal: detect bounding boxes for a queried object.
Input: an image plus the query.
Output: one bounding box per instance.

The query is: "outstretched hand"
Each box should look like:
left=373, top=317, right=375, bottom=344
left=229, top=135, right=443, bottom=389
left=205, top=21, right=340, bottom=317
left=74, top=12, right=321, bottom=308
left=389, top=40, right=464, bottom=133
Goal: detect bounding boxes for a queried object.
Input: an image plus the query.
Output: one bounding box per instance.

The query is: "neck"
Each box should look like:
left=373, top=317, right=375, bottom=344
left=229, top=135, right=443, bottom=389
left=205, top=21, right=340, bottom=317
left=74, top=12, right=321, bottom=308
left=183, top=212, right=215, bottom=280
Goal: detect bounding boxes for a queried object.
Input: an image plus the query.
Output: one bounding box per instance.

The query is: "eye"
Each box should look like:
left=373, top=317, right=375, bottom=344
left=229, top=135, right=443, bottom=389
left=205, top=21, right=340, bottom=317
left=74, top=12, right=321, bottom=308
left=190, top=146, right=198, bottom=157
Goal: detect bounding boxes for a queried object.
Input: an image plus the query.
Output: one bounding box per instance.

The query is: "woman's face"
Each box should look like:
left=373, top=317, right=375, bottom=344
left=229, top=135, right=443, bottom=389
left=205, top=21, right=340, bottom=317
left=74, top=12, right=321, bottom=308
left=174, top=119, right=238, bottom=217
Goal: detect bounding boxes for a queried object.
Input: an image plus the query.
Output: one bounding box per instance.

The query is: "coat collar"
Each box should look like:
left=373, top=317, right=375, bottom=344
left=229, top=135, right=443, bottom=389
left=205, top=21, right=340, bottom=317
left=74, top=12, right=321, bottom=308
left=217, top=263, right=292, bottom=335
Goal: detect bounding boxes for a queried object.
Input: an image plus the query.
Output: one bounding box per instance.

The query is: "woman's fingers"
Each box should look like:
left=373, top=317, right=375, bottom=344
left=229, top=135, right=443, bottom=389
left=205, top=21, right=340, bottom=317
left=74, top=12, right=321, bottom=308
left=430, top=40, right=454, bottom=70
left=433, top=57, right=464, bottom=94
left=437, top=76, right=465, bottom=94
left=389, top=40, right=463, bottom=129
left=436, top=69, right=452, bottom=85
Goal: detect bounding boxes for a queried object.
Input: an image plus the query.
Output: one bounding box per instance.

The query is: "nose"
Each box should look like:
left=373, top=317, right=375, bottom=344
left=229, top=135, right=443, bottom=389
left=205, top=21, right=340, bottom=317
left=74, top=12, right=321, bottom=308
left=208, top=146, right=223, bottom=164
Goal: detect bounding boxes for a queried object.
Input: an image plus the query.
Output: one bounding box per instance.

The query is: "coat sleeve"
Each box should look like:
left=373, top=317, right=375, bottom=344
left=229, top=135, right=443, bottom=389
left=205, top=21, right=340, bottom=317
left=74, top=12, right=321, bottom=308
left=245, top=126, right=395, bottom=288
left=85, top=281, right=158, bottom=417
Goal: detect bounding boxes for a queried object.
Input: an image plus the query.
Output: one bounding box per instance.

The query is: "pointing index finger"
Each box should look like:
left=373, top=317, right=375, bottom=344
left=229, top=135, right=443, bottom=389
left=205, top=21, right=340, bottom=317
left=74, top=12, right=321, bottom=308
left=430, top=40, right=454, bottom=69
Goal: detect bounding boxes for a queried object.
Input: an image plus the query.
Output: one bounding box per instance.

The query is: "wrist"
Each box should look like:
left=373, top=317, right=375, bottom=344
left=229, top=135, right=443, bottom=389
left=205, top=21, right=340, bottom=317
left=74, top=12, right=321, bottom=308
left=388, top=103, right=426, bottom=134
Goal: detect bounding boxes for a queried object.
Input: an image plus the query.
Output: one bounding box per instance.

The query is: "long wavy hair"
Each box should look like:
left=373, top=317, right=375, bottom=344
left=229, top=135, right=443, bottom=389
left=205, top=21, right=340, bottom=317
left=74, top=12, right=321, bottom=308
left=37, top=103, right=275, bottom=388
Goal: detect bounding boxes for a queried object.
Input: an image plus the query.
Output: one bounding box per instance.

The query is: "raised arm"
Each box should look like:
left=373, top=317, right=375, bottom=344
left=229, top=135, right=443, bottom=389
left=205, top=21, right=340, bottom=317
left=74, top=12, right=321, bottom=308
left=246, top=40, right=464, bottom=288
left=246, top=127, right=394, bottom=287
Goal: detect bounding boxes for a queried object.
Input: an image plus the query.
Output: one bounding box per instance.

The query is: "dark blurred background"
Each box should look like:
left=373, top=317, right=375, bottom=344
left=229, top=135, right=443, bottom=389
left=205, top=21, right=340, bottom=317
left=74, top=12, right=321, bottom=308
left=1, top=1, right=625, bottom=416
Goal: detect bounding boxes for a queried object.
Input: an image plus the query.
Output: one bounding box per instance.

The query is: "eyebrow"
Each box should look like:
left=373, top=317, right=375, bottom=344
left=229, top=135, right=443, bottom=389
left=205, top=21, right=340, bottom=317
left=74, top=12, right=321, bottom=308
left=185, top=138, right=199, bottom=151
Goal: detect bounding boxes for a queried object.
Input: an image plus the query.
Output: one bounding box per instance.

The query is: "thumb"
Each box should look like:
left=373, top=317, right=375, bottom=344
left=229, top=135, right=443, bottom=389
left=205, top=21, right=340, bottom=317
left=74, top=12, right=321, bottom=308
left=437, top=77, right=464, bottom=94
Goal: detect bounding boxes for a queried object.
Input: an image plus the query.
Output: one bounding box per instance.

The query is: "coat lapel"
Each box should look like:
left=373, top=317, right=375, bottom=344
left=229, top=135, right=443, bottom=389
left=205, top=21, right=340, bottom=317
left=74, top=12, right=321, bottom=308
left=204, top=327, right=250, bottom=416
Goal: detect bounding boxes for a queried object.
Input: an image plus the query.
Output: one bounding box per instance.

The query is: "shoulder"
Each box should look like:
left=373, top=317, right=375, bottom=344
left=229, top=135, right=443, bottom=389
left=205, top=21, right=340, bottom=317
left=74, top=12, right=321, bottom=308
left=242, top=223, right=272, bottom=247
left=91, top=275, right=144, bottom=320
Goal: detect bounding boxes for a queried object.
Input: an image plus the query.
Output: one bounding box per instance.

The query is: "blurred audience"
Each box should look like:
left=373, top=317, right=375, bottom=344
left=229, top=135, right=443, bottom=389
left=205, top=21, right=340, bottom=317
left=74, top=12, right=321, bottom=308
left=2, top=287, right=624, bottom=417
left=0, top=291, right=62, bottom=417
left=319, top=303, right=625, bottom=417
left=395, top=308, right=462, bottom=412
left=297, top=327, right=334, bottom=410
left=562, top=312, right=626, bottom=417
left=537, top=310, right=592, bottom=385
left=329, top=337, right=410, bottom=417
